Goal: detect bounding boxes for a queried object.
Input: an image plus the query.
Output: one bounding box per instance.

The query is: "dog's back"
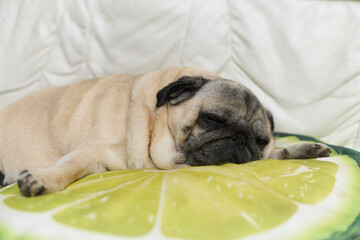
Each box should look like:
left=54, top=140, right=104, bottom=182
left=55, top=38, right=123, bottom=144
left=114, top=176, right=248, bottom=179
left=0, top=75, right=135, bottom=185
left=0, top=86, right=68, bottom=184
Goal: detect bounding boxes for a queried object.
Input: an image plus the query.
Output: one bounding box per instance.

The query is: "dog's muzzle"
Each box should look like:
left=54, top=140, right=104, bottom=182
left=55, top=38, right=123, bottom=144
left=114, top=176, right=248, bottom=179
left=183, top=121, right=263, bottom=166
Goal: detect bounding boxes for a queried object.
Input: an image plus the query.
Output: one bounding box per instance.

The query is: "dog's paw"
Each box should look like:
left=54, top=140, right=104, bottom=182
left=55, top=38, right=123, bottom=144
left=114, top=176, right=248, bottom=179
left=307, top=143, right=332, bottom=158
left=284, top=143, right=331, bottom=159
left=17, top=170, right=46, bottom=197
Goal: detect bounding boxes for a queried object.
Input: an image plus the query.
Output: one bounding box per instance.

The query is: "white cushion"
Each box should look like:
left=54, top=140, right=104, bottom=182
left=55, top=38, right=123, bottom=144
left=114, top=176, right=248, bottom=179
left=0, top=0, right=359, bottom=150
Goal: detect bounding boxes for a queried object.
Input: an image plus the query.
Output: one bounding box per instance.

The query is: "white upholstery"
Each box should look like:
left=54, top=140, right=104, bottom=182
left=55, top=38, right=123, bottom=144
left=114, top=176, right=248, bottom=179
left=1, top=0, right=360, bottom=150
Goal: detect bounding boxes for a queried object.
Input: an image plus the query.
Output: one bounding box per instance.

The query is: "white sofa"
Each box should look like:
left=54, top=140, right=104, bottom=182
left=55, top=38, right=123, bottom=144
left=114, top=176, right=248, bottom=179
left=1, top=0, right=360, bottom=150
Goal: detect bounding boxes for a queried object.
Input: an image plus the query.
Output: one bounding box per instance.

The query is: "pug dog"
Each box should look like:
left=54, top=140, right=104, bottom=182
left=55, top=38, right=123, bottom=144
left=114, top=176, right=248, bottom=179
left=0, top=67, right=330, bottom=197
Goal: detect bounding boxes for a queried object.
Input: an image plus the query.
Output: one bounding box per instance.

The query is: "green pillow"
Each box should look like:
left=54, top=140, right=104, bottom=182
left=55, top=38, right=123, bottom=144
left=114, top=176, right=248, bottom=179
left=0, top=133, right=359, bottom=240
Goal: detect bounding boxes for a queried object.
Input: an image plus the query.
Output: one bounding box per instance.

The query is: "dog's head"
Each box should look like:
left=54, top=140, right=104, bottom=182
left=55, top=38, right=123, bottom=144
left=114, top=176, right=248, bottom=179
left=155, top=75, right=274, bottom=167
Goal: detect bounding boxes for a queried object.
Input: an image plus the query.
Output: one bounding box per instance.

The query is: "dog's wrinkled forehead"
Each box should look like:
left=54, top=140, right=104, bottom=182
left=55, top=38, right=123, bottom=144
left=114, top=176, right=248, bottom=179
left=199, top=79, right=262, bottom=120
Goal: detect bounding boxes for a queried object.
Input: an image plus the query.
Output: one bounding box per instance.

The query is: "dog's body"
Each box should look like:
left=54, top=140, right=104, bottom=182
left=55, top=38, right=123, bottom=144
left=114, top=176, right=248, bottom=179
left=0, top=67, right=330, bottom=196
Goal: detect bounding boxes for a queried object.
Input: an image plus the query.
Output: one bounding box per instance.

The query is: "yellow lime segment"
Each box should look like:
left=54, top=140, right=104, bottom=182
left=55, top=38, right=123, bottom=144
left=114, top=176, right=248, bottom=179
left=53, top=173, right=164, bottom=236
left=162, top=167, right=297, bottom=239
left=4, top=170, right=148, bottom=212
left=244, top=159, right=338, bottom=204
left=1, top=160, right=338, bottom=238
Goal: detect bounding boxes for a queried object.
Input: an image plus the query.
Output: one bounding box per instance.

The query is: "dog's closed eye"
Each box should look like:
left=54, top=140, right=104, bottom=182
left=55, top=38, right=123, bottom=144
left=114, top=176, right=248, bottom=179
left=199, top=112, right=227, bottom=127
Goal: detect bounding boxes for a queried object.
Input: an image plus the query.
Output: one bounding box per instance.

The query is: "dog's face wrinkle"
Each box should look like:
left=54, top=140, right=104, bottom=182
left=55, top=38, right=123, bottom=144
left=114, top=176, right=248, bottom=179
left=197, top=112, right=228, bottom=132
left=188, top=122, right=249, bottom=150
left=244, top=98, right=262, bottom=122
left=246, top=104, right=261, bottom=122
left=197, top=109, right=253, bottom=134
left=182, top=123, right=264, bottom=166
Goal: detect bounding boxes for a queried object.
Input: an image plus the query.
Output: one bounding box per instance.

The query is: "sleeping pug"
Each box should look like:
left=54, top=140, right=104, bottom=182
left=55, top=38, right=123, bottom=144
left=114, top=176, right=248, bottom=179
left=0, top=67, right=330, bottom=197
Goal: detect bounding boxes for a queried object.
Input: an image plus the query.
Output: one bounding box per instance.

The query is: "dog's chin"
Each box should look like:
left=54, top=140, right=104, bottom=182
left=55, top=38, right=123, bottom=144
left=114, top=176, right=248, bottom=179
left=183, top=137, right=257, bottom=166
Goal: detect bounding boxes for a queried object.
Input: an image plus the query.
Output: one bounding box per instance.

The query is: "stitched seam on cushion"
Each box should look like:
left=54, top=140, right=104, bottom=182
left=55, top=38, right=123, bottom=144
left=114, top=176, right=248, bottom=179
left=80, top=1, right=97, bottom=80
left=39, top=0, right=69, bottom=89
left=217, top=0, right=233, bottom=73
left=178, top=0, right=195, bottom=64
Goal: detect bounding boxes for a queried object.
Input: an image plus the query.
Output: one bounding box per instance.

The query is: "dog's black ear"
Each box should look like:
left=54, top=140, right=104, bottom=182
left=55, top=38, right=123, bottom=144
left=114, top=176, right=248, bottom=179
left=156, top=76, right=209, bottom=107
left=266, top=109, right=274, bottom=132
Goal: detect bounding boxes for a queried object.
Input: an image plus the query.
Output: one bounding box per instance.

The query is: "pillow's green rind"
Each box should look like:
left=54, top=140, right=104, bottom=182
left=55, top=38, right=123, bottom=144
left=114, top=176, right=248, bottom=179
left=318, top=155, right=360, bottom=240
left=242, top=155, right=360, bottom=240
left=275, top=132, right=360, bottom=240
left=320, top=155, right=360, bottom=240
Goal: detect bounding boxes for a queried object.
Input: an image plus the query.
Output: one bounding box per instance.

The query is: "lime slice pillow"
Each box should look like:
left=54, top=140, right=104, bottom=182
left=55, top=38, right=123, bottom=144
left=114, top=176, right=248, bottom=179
left=0, top=133, right=359, bottom=240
